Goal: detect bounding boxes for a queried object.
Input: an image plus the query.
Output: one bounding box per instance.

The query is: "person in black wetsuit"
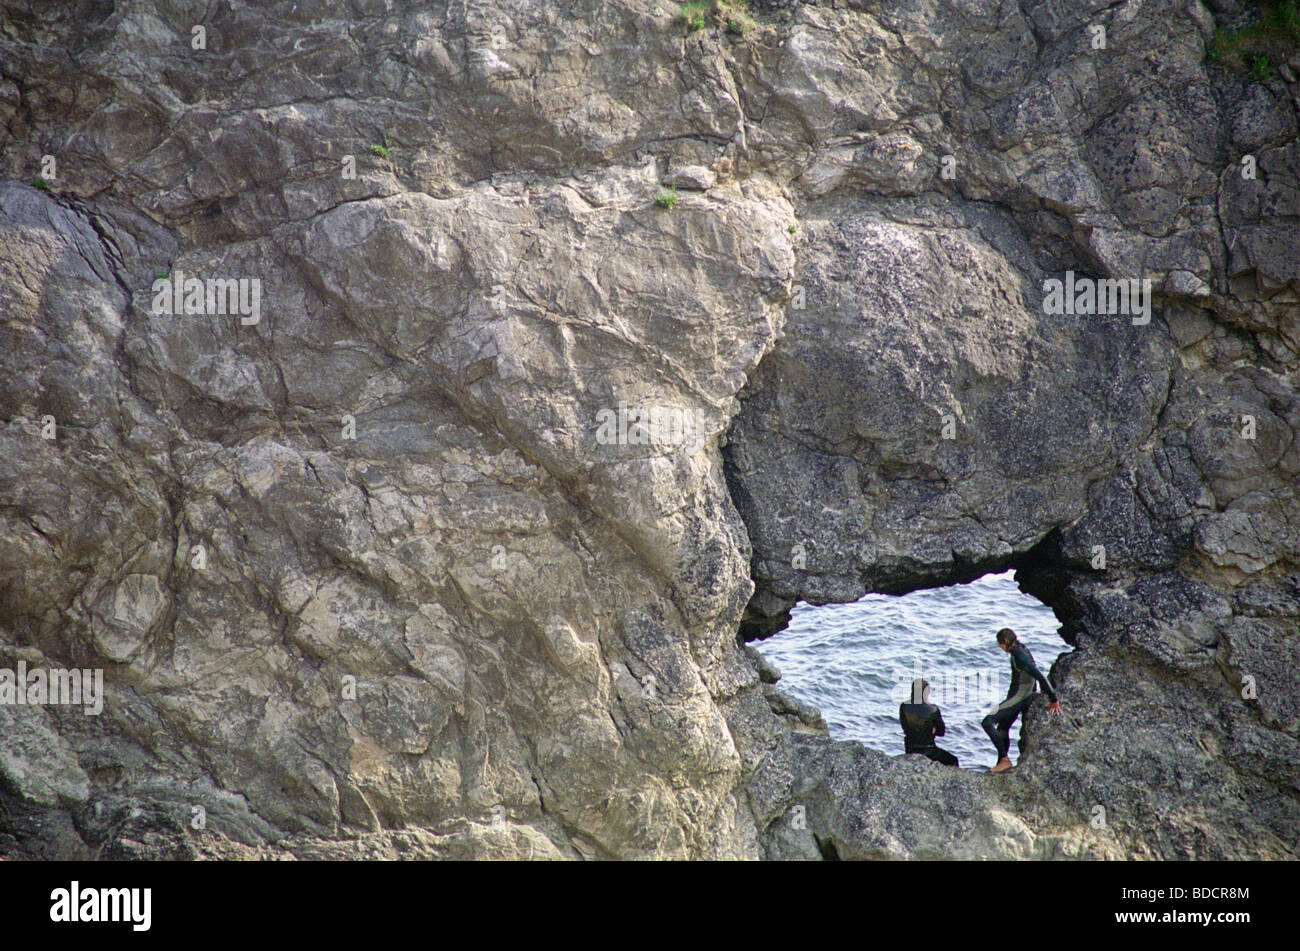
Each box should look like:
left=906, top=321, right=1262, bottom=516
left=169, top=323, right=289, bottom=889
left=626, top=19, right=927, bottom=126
left=982, top=627, right=1061, bottom=772
left=899, top=678, right=958, bottom=767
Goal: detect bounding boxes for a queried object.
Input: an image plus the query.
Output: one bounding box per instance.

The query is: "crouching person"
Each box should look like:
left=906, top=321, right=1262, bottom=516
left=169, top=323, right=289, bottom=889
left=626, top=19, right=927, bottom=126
left=899, top=678, right=959, bottom=767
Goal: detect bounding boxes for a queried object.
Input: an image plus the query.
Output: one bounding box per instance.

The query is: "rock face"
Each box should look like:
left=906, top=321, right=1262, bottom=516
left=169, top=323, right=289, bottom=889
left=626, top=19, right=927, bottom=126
left=0, top=0, right=1296, bottom=860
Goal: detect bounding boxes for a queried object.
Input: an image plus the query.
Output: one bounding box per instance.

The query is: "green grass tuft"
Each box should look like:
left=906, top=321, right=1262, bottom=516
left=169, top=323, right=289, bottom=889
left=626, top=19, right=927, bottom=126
left=677, top=2, right=709, bottom=31
left=727, top=15, right=753, bottom=36
left=654, top=186, right=679, bottom=210
left=31, top=177, right=49, bottom=190
left=1207, top=1, right=1299, bottom=81
left=676, top=1, right=752, bottom=34
left=369, top=143, right=389, bottom=158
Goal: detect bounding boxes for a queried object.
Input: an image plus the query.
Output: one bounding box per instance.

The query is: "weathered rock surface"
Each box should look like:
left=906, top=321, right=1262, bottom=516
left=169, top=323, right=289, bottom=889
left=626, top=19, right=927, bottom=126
left=0, top=0, right=1296, bottom=859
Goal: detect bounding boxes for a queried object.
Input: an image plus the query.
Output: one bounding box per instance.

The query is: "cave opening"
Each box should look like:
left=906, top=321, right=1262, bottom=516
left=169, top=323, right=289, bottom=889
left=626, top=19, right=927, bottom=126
left=754, top=571, right=1067, bottom=769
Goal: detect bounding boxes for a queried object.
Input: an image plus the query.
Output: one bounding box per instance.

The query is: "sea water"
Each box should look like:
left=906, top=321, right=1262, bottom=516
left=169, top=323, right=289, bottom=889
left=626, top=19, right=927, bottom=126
left=756, top=571, right=1066, bottom=767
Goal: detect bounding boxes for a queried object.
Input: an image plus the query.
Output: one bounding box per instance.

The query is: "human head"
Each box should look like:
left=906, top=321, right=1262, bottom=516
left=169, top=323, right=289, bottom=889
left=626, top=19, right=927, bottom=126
left=910, top=678, right=930, bottom=704
left=996, top=627, right=1017, bottom=653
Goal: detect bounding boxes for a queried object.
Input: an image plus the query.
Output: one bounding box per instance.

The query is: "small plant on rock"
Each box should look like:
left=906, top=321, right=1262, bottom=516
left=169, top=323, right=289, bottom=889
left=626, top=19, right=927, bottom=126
left=677, top=2, right=709, bottom=32
left=654, top=186, right=679, bottom=210
left=727, top=11, right=755, bottom=36
left=675, top=1, right=755, bottom=36
left=1207, top=1, right=1299, bottom=80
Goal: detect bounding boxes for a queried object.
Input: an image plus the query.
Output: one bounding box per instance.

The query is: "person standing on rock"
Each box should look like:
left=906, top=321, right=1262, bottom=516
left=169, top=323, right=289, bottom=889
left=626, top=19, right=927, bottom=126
left=899, top=678, right=959, bottom=767
left=983, top=628, right=1061, bottom=773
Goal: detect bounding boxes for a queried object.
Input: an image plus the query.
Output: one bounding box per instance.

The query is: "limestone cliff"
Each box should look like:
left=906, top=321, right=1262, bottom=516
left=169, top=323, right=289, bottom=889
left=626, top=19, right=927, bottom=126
left=0, top=0, right=1296, bottom=859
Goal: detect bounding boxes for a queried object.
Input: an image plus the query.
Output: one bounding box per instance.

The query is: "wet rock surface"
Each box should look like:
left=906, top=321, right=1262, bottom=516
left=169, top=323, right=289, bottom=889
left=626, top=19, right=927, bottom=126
left=0, top=0, right=1296, bottom=859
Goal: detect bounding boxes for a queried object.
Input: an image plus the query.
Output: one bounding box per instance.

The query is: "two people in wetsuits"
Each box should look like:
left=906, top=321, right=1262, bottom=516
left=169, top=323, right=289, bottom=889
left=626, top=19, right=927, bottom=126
left=897, top=626, right=1061, bottom=770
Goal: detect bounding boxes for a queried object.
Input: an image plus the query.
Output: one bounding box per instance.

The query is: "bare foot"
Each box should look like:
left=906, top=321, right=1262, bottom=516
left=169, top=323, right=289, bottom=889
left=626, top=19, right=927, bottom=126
left=990, top=757, right=1014, bottom=773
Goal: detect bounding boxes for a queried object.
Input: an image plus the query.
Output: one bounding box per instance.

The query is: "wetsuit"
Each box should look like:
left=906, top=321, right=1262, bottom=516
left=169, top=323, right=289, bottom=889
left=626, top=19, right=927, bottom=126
left=981, top=642, right=1057, bottom=761
left=899, top=702, right=959, bottom=766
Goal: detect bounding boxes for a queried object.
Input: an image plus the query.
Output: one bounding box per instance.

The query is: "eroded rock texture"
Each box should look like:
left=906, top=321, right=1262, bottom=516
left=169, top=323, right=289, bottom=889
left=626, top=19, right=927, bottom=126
left=1, top=0, right=1296, bottom=859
